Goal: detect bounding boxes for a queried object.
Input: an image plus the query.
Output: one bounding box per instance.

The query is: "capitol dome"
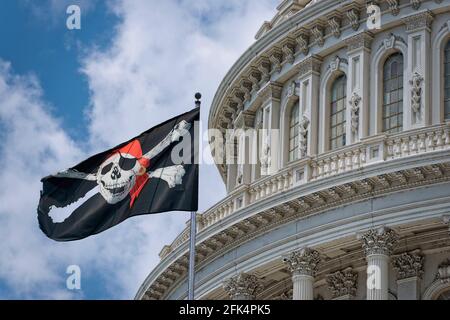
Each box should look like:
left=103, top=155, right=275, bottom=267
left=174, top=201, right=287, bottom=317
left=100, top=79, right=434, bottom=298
left=137, top=0, right=450, bottom=300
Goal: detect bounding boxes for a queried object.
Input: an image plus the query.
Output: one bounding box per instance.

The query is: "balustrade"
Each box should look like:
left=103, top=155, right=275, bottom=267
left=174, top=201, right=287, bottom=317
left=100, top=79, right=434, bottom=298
left=160, top=124, right=450, bottom=258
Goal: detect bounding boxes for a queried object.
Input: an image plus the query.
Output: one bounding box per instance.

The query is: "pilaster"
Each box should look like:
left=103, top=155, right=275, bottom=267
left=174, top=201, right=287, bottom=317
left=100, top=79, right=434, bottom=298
left=234, top=111, right=256, bottom=186
left=403, top=11, right=434, bottom=129
left=345, top=32, right=373, bottom=143
left=392, top=251, right=424, bottom=300
left=257, top=83, right=282, bottom=176
left=297, top=55, right=322, bottom=157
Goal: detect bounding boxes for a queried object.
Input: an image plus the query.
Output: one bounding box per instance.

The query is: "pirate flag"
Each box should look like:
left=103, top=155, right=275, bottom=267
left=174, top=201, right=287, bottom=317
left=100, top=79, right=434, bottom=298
left=38, top=108, right=199, bottom=241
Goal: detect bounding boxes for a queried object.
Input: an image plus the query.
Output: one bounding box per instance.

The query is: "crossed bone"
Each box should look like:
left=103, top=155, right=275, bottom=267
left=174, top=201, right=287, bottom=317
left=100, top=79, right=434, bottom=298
left=53, top=120, right=191, bottom=188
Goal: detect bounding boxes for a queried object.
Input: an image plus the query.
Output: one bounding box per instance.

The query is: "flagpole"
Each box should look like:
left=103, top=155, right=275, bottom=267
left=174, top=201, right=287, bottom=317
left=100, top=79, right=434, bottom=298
left=188, top=93, right=201, bottom=300
left=188, top=210, right=196, bottom=300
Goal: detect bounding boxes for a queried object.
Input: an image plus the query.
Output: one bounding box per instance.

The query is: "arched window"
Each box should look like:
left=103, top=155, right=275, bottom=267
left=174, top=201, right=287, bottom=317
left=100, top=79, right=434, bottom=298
left=330, top=75, right=347, bottom=150
left=382, top=53, right=404, bottom=133
left=437, top=289, right=450, bottom=300
left=444, top=40, right=450, bottom=120
left=288, top=104, right=299, bottom=162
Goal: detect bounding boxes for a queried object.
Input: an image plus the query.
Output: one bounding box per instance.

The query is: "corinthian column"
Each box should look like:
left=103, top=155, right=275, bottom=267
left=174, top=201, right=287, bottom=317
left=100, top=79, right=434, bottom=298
left=358, top=227, right=398, bottom=300
left=223, top=273, right=263, bottom=300
left=283, top=248, right=321, bottom=300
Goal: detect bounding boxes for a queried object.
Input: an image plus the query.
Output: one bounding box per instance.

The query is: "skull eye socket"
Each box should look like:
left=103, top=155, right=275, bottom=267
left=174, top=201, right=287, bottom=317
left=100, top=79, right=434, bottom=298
left=119, top=154, right=137, bottom=171
left=101, top=163, right=113, bottom=175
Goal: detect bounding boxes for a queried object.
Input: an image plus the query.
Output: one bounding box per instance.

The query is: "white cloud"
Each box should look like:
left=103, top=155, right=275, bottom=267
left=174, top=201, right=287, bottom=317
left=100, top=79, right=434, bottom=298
left=0, top=57, right=184, bottom=300
left=0, top=60, right=82, bottom=298
left=82, top=0, right=277, bottom=148
left=81, top=0, right=277, bottom=218
left=0, top=0, right=277, bottom=299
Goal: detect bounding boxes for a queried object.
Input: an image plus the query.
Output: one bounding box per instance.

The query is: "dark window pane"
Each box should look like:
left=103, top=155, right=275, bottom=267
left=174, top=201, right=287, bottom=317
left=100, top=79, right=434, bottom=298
left=446, top=40, right=450, bottom=120
left=329, top=75, right=347, bottom=150
left=383, top=53, right=404, bottom=132
left=289, top=104, right=300, bottom=161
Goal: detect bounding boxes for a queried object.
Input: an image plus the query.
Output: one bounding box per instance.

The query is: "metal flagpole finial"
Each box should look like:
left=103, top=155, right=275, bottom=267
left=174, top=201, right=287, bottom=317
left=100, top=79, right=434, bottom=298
left=195, top=92, right=202, bottom=108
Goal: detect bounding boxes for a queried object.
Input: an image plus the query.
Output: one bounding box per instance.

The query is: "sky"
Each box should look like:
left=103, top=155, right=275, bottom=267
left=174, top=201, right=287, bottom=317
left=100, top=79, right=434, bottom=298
left=0, top=0, right=278, bottom=299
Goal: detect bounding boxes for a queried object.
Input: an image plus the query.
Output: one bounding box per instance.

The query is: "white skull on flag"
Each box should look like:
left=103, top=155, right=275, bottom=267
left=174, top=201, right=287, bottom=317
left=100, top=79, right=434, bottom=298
left=54, top=120, right=191, bottom=206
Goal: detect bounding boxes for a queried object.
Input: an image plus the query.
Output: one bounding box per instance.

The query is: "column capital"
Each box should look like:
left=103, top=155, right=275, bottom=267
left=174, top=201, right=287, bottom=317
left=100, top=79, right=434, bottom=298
left=283, top=248, right=321, bottom=277
left=345, top=31, right=374, bottom=53
left=233, top=110, right=255, bottom=130
left=223, top=273, right=263, bottom=300
left=402, top=10, right=434, bottom=33
left=297, top=55, right=322, bottom=78
left=392, top=251, right=424, bottom=280
left=326, top=267, right=358, bottom=299
left=256, top=82, right=283, bottom=105
left=358, top=227, right=399, bottom=256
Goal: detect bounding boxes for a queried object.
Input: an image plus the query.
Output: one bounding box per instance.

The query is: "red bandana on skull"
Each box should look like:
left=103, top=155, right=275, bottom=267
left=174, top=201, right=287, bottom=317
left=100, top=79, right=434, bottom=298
left=111, top=139, right=150, bottom=207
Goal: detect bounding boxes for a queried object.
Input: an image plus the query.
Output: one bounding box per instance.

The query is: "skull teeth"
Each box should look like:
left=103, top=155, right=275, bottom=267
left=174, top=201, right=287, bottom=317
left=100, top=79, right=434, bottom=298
left=101, top=181, right=130, bottom=195
left=106, top=185, right=126, bottom=195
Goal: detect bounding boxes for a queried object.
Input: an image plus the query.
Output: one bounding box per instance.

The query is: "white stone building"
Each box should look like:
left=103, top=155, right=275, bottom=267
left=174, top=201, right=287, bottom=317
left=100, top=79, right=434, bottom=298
left=136, top=0, right=450, bottom=300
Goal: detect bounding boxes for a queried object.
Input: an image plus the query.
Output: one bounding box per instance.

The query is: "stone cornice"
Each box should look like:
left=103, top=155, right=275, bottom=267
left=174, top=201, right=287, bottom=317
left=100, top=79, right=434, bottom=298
left=209, top=2, right=450, bottom=180
left=140, top=156, right=448, bottom=299
left=190, top=228, right=449, bottom=300
left=255, top=0, right=311, bottom=40
left=138, top=150, right=450, bottom=299
left=209, top=2, right=448, bottom=126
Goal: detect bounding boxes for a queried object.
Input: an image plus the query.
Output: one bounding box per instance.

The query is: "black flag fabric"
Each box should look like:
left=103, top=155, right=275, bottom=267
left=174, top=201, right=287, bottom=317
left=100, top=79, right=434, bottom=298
left=38, top=108, right=199, bottom=241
